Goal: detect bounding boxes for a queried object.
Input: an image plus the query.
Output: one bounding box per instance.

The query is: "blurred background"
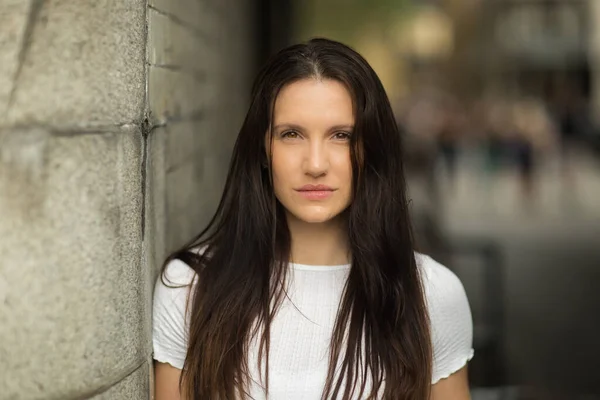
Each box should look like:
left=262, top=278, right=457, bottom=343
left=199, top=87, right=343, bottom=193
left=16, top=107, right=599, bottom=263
left=1, top=0, right=599, bottom=399
left=291, top=1, right=600, bottom=399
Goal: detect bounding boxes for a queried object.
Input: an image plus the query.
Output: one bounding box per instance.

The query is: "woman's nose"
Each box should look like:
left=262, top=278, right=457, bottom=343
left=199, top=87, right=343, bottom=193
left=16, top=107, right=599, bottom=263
left=304, top=140, right=329, bottom=177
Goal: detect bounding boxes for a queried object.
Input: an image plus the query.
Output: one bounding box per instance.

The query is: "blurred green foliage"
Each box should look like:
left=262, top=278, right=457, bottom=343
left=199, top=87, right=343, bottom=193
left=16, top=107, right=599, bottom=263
left=294, top=0, right=416, bottom=44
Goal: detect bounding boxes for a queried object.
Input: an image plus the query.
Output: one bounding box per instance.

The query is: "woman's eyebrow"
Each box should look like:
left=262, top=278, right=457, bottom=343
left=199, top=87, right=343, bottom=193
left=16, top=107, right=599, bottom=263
left=273, top=123, right=304, bottom=131
left=272, top=123, right=354, bottom=131
left=328, top=124, right=354, bottom=131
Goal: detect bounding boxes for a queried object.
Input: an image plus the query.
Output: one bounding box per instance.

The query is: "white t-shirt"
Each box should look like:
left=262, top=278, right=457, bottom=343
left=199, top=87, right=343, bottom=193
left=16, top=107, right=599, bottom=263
left=152, top=253, right=474, bottom=399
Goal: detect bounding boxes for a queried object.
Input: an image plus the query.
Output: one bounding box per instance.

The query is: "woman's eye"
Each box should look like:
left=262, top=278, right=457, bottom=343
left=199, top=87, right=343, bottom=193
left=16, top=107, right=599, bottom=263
left=281, top=130, right=300, bottom=139
left=333, top=131, right=351, bottom=140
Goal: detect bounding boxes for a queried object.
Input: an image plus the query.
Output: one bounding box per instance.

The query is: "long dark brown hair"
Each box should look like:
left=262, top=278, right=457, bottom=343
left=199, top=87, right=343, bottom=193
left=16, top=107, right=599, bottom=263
left=162, top=38, right=432, bottom=399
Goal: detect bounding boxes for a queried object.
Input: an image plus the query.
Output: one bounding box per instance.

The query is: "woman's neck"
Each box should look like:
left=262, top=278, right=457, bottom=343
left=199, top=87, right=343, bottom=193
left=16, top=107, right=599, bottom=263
left=286, top=213, right=350, bottom=266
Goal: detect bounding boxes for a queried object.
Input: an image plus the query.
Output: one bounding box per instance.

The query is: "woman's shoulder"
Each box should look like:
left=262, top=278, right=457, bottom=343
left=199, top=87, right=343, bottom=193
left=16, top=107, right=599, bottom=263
left=152, top=257, right=198, bottom=369
left=158, top=246, right=207, bottom=289
left=415, top=252, right=464, bottom=295
left=415, top=252, right=474, bottom=383
left=161, top=258, right=197, bottom=287
left=153, top=255, right=200, bottom=322
left=414, top=252, right=473, bottom=335
left=153, top=258, right=197, bottom=320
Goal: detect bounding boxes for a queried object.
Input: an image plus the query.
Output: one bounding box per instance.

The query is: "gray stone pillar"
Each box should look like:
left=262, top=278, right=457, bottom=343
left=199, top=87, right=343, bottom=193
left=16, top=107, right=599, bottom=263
left=0, top=0, right=256, bottom=398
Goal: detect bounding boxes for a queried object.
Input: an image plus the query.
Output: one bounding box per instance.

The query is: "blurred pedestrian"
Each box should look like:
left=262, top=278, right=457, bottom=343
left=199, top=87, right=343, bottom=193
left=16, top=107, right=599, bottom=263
left=512, top=98, right=556, bottom=207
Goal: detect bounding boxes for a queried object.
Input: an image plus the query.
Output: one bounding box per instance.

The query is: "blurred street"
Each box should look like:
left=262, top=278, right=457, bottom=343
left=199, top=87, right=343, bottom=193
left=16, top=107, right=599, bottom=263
left=441, top=148, right=600, bottom=223
left=436, top=147, right=600, bottom=397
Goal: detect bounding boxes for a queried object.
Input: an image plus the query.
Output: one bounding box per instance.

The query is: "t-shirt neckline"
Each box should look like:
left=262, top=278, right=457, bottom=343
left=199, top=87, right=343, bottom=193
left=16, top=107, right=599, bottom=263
left=289, top=262, right=351, bottom=272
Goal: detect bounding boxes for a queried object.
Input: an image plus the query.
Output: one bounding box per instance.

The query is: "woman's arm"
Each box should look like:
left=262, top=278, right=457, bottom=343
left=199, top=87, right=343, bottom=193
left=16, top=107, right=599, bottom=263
left=154, top=361, right=183, bottom=400
left=152, top=260, right=196, bottom=399
left=430, top=365, right=471, bottom=400
left=418, top=254, right=474, bottom=399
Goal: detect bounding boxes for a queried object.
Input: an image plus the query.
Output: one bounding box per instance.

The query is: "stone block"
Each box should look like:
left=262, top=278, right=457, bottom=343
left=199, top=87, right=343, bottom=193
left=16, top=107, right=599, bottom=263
left=148, top=65, right=218, bottom=124
left=145, top=126, right=167, bottom=279
left=0, top=125, right=145, bottom=399
left=204, top=150, right=231, bottom=195
left=141, top=128, right=168, bottom=400
left=92, top=363, right=149, bottom=400
left=160, top=116, right=238, bottom=252
left=0, top=0, right=30, bottom=121
left=4, top=0, right=146, bottom=128
left=165, top=159, right=204, bottom=252
left=165, top=119, right=212, bottom=172
left=164, top=145, right=233, bottom=253
left=219, top=107, right=247, bottom=152
left=148, top=7, right=214, bottom=72
left=148, top=0, right=220, bottom=34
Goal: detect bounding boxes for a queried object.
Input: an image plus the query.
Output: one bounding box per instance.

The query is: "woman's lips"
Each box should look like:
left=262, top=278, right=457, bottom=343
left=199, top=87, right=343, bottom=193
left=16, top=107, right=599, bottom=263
left=297, top=190, right=334, bottom=200
left=295, top=185, right=335, bottom=200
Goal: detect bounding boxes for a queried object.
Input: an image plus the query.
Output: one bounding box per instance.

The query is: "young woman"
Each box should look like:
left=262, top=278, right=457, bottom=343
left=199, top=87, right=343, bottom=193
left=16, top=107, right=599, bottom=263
left=153, top=38, right=474, bottom=400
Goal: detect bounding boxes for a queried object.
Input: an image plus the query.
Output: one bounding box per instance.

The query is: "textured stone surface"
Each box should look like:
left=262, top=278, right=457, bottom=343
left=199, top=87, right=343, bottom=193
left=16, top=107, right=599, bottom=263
left=162, top=118, right=237, bottom=252
left=92, top=363, right=149, bottom=400
left=166, top=119, right=212, bottom=172
left=141, top=128, right=168, bottom=400
left=0, top=1, right=260, bottom=399
left=145, top=127, right=167, bottom=279
left=165, top=157, right=230, bottom=252
left=165, top=159, right=208, bottom=252
left=148, top=65, right=219, bottom=124
left=4, top=0, right=146, bottom=128
left=149, top=0, right=220, bottom=33
left=0, top=0, right=30, bottom=121
left=0, top=126, right=144, bottom=399
left=148, top=7, right=214, bottom=71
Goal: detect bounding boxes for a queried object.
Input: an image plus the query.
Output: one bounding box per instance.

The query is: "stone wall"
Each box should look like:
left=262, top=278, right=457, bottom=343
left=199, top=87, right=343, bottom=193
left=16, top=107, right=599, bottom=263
left=0, top=0, right=256, bottom=398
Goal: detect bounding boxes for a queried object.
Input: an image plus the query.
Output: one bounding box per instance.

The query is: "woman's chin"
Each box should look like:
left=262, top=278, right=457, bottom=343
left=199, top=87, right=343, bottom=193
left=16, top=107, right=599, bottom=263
left=287, top=207, right=344, bottom=225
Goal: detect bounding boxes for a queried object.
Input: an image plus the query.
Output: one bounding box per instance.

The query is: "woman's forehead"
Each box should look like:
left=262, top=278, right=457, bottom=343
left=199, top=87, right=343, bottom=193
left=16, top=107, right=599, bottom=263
left=272, top=79, right=355, bottom=126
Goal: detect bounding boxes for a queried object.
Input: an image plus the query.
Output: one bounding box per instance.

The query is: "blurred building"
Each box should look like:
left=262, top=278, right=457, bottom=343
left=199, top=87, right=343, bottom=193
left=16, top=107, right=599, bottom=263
left=480, top=0, right=588, bottom=95
left=447, top=0, right=600, bottom=140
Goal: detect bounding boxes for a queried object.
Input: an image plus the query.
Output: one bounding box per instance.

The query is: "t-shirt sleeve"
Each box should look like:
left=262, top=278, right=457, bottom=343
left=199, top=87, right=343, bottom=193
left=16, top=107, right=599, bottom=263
left=418, top=254, right=475, bottom=384
left=152, top=258, right=197, bottom=370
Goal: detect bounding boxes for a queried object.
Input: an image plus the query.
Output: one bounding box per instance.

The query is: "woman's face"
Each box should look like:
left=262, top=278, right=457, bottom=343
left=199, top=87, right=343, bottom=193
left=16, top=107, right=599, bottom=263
left=269, top=78, right=354, bottom=225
